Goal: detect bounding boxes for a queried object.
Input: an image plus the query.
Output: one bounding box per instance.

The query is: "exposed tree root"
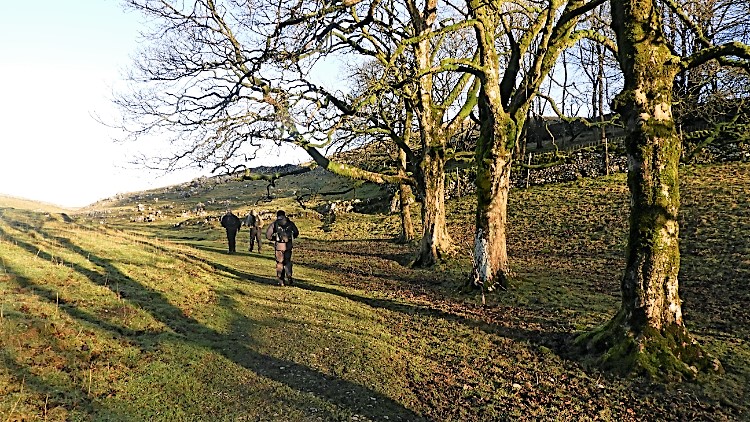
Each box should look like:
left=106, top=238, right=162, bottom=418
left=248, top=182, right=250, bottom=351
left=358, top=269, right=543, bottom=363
left=575, top=309, right=723, bottom=381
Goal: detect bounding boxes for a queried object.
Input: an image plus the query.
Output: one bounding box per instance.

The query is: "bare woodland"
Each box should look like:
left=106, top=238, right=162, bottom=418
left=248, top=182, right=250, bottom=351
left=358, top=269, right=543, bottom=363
left=115, top=0, right=750, bottom=379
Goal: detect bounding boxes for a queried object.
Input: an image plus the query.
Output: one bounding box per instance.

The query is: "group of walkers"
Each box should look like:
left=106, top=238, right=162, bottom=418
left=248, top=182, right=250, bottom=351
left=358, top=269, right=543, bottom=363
left=220, top=209, right=299, bottom=286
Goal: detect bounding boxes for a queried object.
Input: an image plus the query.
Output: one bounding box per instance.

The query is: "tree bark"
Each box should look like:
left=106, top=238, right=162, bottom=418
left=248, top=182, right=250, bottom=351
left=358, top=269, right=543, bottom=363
left=472, top=146, right=512, bottom=290
left=410, top=3, right=452, bottom=267
left=413, top=138, right=451, bottom=266
left=576, top=0, right=721, bottom=380
left=469, top=4, right=513, bottom=289
left=397, top=146, right=415, bottom=243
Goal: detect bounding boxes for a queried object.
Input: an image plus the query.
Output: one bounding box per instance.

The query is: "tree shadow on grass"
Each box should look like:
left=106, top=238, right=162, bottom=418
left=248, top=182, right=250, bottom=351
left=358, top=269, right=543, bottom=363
left=300, top=238, right=415, bottom=267
left=0, top=347, right=117, bottom=420
left=291, top=278, right=573, bottom=352
left=0, top=222, right=426, bottom=421
left=126, top=224, right=574, bottom=355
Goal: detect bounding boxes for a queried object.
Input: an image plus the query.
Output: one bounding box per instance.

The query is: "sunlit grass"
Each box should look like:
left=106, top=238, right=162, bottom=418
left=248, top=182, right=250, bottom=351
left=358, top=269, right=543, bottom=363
left=0, top=161, right=748, bottom=420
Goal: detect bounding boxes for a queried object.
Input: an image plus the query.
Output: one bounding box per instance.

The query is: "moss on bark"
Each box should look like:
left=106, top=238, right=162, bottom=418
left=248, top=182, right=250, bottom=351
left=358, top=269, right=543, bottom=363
left=575, top=310, right=723, bottom=381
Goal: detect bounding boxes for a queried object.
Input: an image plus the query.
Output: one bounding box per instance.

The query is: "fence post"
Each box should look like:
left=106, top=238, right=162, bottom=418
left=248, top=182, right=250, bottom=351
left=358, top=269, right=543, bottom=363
left=604, top=135, right=610, bottom=176
left=526, top=153, right=532, bottom=189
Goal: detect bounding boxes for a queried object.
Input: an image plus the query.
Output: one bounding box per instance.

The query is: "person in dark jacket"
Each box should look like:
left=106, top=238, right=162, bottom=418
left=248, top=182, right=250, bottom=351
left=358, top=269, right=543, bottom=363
left=220, top=210, right=242, bottom=254
left=265, top=210, right=299, bottom=286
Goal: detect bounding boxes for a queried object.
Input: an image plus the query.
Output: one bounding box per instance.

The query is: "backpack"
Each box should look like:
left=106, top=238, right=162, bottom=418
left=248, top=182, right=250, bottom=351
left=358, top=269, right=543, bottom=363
left=274, top=221, right=293, bottom=243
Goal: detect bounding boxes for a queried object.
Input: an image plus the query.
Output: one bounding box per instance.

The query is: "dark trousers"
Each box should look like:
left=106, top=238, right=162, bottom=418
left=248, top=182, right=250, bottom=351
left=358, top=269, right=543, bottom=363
left=226, top=228, right=238, bottom=253
left=274, top=249, right=293, bottom=281
left=249, top=228, right=262, bottom=252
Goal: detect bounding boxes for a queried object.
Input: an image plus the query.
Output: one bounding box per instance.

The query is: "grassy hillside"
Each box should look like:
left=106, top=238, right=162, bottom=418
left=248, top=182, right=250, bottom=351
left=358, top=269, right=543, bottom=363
left=1, top=162, right=748, bottom=421
left=0, top=194, right=71, bottom=214
left=81, top=166, right=390, bottom=228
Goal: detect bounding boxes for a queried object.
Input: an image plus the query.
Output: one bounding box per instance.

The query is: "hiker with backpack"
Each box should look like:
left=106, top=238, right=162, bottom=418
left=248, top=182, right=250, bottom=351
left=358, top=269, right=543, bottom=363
left=265, top=210, right=299, bottom=286
left=245, top=209, right=263, bottom=253
left=220, top=210, right=242, bottom=254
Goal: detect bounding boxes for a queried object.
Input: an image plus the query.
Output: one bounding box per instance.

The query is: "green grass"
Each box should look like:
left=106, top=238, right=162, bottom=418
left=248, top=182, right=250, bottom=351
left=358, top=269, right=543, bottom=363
left=1, top=162, right=749, bottom=421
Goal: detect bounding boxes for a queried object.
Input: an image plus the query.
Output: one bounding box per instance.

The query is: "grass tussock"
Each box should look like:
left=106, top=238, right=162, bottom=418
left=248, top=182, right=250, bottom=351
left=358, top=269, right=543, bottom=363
left=0, top=162, right=748, bottom=421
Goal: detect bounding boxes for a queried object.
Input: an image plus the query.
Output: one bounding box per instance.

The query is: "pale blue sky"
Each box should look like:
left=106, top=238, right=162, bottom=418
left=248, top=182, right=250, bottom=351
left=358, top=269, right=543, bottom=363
left=0, top=0, right=306, bottom=208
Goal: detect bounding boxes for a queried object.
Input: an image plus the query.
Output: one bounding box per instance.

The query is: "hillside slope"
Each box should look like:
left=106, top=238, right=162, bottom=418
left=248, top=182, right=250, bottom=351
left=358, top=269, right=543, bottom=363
left=1, top=162, right=748, bottom=420
left=0, top=194, right=71, bottom=213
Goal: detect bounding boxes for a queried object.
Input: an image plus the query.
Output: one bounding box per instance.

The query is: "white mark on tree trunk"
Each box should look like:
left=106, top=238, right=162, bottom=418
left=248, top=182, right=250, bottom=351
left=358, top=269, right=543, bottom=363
left=474, top=228, right=493, bottom=290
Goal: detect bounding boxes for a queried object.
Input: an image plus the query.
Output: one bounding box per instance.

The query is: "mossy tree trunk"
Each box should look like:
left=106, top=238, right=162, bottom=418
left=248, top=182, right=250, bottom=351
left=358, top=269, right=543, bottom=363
left=466, top=0, right=596, bottom=290
left=472, top=129, right=513, bottom=290
left=397, top=145, right=415, bottom=243
left=469, top=2, right=513, bottom=289
left=413, top=124, right=451, bottom=266
left=410, top=2, right=452, bottom=267
left=577, top=0, right=721, bottom=380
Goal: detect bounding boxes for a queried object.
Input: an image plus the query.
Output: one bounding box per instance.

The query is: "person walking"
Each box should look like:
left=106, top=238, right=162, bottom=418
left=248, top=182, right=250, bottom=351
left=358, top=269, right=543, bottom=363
left=245, top=209, right=263, bottom=253
left=220, top=210, right=242, bottom=254
left=265, top=210, right=299, bottom=286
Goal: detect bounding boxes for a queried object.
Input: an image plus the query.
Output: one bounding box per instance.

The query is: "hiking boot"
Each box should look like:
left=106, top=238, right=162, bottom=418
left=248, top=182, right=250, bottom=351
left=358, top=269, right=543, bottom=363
left=286, top=277, right=293, bottom=286
left=277, top=278, right=285, bottom=286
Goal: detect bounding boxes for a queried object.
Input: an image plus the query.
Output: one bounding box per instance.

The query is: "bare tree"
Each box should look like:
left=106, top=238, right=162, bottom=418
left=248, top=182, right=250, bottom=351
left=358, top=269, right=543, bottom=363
left=666, top=0, right=750, bottom=119
left=556, top=5, right=621, bottom=172
left=298, top=0, right=479, bottom=265
left=115, top=0, right=411, bottom=187
left=463, top=0, right=608, bottom=290
left=116, top=0, right=485, bottom=267
left=663, top=0, right=750, bottom=158
left=575, top=0, right=750, bottom=379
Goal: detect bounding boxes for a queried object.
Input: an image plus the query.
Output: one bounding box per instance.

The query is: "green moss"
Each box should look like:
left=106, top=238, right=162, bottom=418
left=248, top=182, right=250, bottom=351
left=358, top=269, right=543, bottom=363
left=576, top=312, right=723, bottom=381
left=643, top=118, right=675, bottom=139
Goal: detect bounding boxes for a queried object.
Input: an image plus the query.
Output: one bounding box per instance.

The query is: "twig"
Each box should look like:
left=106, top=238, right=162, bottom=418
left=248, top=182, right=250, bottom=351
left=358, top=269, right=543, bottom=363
left=88, top=365, right=93, bottom=395
left=6, top=376, right=25, bottom=422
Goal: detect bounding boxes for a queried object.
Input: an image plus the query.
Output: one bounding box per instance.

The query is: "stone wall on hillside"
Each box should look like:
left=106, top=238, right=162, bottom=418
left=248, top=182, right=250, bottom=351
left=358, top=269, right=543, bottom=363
left=443, top=150, right=627, bottom=200
left=94, top=139, right=749, bottom=220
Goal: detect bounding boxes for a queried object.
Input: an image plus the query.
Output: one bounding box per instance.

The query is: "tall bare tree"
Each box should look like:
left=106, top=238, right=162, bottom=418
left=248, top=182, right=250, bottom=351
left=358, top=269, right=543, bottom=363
left=116, top=0, right=411, bottom=185
left=116, top=0, right=483, bottom=267
left=666, top=0, right=750, bottom=125
left=276, top=0, right=479, bottom=265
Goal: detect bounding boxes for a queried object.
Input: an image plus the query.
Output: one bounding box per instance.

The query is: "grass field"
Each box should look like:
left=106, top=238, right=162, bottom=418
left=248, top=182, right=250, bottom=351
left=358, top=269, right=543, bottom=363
left=1, top=162, right=748, bottom=421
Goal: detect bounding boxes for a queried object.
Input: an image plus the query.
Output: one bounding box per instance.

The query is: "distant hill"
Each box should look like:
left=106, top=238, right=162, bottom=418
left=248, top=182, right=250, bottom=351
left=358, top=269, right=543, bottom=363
left=0, top=194, right=71, bottom=213
left=80, top=162, right=392, bottom=226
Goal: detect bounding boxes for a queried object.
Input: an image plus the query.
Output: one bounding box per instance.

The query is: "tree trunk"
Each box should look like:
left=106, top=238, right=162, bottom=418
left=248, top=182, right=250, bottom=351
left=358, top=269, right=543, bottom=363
left=397, top=147, right=415, bottom=243
left=576, top=0, right=721, bottom=380
left=472, top=143, right=512, bottom=290
left=411, top=11, right=452, bottom=267
left=470, top=31, right=513, bottom=287
left=413, top=143, right=451, bottom=266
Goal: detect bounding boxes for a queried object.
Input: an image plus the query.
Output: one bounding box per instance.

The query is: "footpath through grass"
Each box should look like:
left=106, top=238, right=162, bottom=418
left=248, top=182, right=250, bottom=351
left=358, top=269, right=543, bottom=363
left=1, top=162, right=749, bottom=421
